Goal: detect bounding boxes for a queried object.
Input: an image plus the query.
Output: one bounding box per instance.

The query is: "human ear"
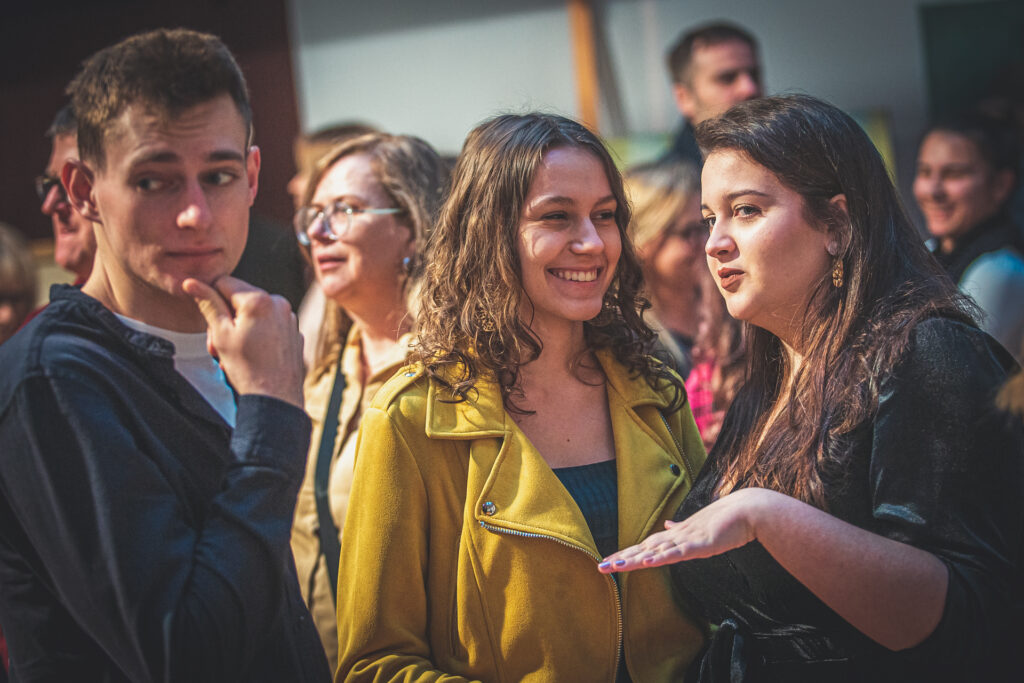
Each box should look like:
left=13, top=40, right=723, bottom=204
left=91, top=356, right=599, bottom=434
left=826, top=193, right=851, bottom=255
left=672, top=82, right=697, bottom=120
left=246, top=145, right=261, bottom=206
left=63, top=160, right=101, bottom=224
left=828, top=193, right=849, bottom=221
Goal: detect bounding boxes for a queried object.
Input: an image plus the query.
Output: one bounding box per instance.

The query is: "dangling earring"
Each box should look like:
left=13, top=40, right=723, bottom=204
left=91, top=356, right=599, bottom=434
left=832, top=258, right=844, bottom=288
left=401, top=256, right=414, bottom=275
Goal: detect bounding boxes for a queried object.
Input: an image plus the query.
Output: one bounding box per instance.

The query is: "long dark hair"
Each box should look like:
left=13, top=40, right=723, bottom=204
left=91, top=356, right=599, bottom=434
left=414, top=113, right=683, bottom=412
left=699, top=95, right=974, bottom=507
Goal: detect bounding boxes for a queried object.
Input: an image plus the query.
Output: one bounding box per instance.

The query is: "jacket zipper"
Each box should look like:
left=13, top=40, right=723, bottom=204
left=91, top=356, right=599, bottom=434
left=660, top=412, right=693, bottom=480
left=478, top=521, right=623, bottom=682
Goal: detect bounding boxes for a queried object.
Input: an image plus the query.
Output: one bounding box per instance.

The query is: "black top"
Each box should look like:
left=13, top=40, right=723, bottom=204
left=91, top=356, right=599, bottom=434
left=671, top=318, right=1024, bottom=682
left=553, top=459, right=619, bottom=559
left=0, top=285, right=330, bottom=682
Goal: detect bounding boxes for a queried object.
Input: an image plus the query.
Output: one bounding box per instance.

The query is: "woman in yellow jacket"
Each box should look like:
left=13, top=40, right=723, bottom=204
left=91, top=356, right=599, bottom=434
left=289, top=133, right=448, bottom=669
left=336, top=113, right=707, bottom=681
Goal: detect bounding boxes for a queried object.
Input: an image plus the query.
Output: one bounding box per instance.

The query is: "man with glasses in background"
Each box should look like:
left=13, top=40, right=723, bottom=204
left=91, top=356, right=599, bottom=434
left=37, top=104, right=96, bottom=286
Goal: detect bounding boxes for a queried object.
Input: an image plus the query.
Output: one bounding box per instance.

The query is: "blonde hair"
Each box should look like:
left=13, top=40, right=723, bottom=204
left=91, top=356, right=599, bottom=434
left=301, top=133, right=449, bottom=379
left=0, top=223, right=37, bottom=340
left=624, top=160, right=701, bottom=252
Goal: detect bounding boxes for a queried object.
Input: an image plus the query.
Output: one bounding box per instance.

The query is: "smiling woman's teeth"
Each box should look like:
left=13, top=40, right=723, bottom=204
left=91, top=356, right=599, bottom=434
left=552, top=269, right=597, bottom=282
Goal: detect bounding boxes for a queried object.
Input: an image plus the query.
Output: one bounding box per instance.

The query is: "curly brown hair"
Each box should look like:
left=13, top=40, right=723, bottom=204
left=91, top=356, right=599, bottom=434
left=413, top=112, right=684, bottom=412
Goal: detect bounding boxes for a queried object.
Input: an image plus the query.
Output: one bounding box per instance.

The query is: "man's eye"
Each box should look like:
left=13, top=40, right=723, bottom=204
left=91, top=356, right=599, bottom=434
left=205, top=171, right=237, bottom=186
left=137, top=177, right=166, bottom=192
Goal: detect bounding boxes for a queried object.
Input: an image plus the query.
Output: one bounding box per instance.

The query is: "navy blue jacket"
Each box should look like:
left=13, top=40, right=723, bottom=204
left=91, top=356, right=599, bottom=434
left=0, top=286, right=329, bottom=682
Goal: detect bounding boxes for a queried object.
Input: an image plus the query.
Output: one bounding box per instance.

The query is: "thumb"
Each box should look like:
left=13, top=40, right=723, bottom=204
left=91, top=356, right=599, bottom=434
left=182, top=278, right=232, bottom=329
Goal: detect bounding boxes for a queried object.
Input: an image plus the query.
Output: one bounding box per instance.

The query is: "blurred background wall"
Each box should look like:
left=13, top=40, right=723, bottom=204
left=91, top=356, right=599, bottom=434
left=2, top=0, right=1020, bottom=299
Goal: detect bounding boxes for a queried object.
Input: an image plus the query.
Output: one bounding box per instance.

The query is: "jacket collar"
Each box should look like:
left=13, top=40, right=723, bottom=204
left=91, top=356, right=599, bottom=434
left=47, top=284, right=231, bottom=432
left=50, top=284, right=175, bottom=359
left=425, top=349, right=686, bottom=553
left=424, top=348, right=671, bottom=439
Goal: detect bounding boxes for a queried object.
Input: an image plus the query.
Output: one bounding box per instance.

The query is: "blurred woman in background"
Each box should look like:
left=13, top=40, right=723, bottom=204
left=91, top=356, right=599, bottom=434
left=625, top=161, right=745, bottom=449
left=914, top=113, right=1024, bottom=359
left=289, top=133, right=448, bottom=670
left=625, top=160, right=706, bottom=378
left=0, top=223, right=36, bottom=346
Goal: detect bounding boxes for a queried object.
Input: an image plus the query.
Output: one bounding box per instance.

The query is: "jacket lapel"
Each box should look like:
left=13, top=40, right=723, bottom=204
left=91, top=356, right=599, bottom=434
left=598, top=351, right=689, bottom=547
left=424, top=355, right=690, bottom=555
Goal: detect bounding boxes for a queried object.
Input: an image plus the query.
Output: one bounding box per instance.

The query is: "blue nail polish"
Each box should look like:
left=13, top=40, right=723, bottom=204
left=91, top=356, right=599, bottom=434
left=598, top=561, right=610, bottom=569
left=614, top=559, right=626, bottom=567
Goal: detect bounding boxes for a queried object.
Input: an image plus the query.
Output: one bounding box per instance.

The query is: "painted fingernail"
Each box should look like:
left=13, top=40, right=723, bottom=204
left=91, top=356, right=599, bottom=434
left=614, top=559, right=626, bottom=567
left=598, top=561, right=610, bottom=570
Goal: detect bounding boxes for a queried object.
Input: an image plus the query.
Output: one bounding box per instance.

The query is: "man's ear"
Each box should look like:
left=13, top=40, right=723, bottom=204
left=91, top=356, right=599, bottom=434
left=246, top=145, right=261, bottom=207
left=672, top=82, right=697, bottom=120
left=63, top=160, right=101, bottom=223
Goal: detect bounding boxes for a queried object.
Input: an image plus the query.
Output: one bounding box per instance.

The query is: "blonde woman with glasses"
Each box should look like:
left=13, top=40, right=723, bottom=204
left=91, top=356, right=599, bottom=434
left=289, top=133, right=448, bottom=670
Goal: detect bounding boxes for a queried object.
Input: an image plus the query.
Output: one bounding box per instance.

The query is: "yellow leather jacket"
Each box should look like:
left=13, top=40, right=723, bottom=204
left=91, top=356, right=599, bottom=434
left=336, top=350, right=708, bottom=682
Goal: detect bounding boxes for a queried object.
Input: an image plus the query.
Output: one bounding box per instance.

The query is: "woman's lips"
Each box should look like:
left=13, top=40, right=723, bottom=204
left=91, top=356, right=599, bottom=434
left=717, top=267, right=743, bottom=291
left=315, top=254, right=347, bottom=271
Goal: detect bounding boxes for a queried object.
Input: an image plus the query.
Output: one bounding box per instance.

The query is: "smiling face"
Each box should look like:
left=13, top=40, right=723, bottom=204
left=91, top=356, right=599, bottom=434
left=701, top=150, right=832, bottom=346
left=913, top=130, right=1013, bottom=254
left=70, top=94, right=258, bottom=330
left=42, top=134, right=97, bottom=281
left=308, top=152, right=413, bottom=317
left=516, top=146, right=622, bottom=342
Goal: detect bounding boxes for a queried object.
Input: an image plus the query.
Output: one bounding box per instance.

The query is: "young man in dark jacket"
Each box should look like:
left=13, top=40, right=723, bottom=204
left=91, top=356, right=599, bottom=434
left=0, top=28, right=330, bottom=682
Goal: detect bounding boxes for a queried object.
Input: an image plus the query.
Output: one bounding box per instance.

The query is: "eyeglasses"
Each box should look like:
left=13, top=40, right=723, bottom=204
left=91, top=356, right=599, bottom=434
left=667, top=220, right=710, bottom=244
left=34, top=174, right=66, bottom=204
left=294, top=200, right=405, bottom=246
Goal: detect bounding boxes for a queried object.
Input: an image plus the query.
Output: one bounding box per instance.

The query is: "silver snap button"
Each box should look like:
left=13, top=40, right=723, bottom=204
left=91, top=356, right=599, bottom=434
left=404, top=371, right=415, bottom=377
left=482, top=501, right=497, bottom=516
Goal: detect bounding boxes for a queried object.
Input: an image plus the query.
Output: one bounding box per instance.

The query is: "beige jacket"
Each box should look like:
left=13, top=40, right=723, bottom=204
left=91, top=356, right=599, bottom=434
left=290, top=325, right=413, bottom=669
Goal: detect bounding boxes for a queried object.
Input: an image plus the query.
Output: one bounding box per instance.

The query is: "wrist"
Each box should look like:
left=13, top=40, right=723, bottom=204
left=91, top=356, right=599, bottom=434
left=735, top=487, right=793, bottom=543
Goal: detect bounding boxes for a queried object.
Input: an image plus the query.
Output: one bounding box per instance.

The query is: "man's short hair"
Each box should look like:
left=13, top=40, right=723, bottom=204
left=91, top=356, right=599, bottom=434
left=66, top=28, right=252, bottom=168
left=46, top=104, right=77, bottom=140
left=666, top=21, right=758, bottom=85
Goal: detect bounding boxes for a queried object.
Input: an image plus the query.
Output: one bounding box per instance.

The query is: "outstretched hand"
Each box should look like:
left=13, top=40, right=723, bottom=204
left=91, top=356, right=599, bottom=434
left=598, top=488, right=785, bottom=573
left=183, top=275, right=304, bottom=409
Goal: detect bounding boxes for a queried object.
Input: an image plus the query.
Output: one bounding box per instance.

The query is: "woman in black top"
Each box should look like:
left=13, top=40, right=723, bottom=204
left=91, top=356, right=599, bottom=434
left=600, top=95, right=1024, bottom=682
